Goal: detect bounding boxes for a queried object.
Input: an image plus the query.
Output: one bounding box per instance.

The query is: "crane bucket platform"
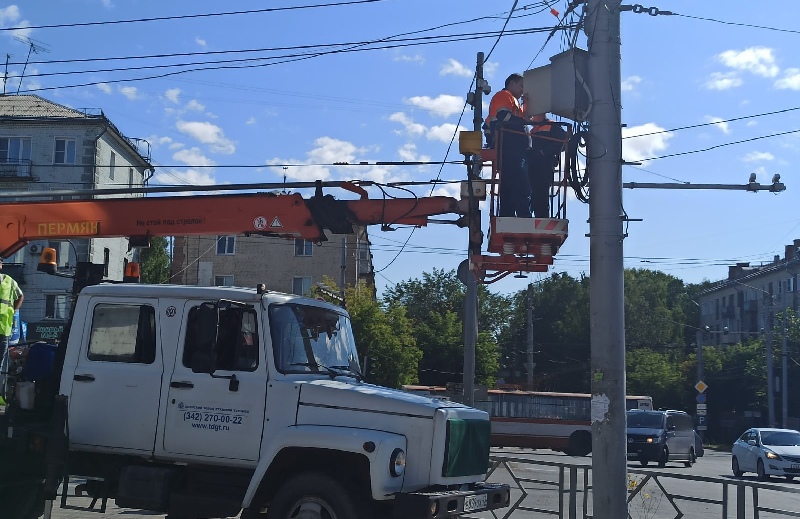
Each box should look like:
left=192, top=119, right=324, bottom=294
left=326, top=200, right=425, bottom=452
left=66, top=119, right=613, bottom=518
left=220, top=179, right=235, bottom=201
left=471, top=125, right=570, bottom=283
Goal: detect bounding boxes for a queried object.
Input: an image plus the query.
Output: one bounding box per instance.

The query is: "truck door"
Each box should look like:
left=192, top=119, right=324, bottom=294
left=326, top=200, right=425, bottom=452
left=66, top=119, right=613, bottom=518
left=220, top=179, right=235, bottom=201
left=162, top=302, right=267, bottom=461
left=69, top=299, right=163, bottom=452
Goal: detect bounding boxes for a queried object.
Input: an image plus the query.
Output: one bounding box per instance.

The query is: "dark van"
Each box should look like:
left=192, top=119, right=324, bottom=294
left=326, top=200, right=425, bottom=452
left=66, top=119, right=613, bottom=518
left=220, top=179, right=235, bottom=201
left=626, top=410, right=697, bottom=467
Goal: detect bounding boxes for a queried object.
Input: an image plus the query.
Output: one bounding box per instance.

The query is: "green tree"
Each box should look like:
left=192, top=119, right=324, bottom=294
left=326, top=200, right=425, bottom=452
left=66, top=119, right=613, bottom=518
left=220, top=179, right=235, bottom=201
left=383, top=269, right=506, bottom=387
left=624, top=269, right=687, bottom=350
left=626, top=348, right=683, bottom=408
left=139, top=236, right=170, bottom=284
left=312, top=278, right=420, bottom=388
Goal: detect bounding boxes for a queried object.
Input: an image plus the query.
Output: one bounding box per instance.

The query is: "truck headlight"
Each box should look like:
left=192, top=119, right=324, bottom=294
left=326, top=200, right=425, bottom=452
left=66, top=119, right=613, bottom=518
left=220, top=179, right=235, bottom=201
left=390, top=448, right=406, bottom=477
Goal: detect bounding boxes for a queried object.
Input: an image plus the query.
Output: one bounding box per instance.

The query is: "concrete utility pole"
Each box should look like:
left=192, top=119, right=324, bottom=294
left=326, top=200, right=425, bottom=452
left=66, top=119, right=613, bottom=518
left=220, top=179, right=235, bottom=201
left=585, top=1, right=627, bottom=518
left=462, top=52, right=486, bottom=407
left=527, top=284, right=534, bottom=390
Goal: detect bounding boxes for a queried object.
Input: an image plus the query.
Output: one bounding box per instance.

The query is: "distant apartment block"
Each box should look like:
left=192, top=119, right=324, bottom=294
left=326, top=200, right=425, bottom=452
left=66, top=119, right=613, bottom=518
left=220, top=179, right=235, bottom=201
left=170, top=229, right=375, bottom=297
left=697, top=239, right=800, bottom=346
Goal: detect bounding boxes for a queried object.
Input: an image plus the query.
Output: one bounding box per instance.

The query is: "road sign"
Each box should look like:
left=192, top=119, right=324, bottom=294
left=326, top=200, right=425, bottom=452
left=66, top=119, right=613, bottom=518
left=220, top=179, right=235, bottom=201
left=696, top=408, right=707, bottom=416
left=695, top=380, right=708, bottom=393
left=696, top=393, right=707, bottom=404
left=697, top=415, right=707, bottom=427
left=696, top=403, right=707, bottom=410
left=697, top=425, right=708, bottom=431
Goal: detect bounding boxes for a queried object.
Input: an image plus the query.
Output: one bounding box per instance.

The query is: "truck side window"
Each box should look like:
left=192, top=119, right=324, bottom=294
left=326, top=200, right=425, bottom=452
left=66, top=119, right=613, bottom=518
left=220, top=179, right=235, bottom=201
left=182, top=306, right=259, bottom=372
left=87, top=304, right=156, bottom=364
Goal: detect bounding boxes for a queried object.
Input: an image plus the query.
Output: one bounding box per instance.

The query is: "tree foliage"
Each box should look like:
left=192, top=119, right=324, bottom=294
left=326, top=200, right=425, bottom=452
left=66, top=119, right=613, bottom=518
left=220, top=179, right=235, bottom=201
left=139, top=236, right=170, bottom=284
left=312, top=278, right=421, bottom=388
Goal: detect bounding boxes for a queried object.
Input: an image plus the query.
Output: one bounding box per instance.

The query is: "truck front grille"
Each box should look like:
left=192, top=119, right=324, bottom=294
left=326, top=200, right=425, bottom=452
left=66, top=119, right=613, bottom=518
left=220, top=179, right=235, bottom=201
left=442, top=419, right=490, bottom=478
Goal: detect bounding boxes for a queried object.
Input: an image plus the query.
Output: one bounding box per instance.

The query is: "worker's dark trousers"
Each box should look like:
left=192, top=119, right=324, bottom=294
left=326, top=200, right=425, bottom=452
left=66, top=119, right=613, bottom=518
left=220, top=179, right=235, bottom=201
left=527, top=150, right=553, bottom=218
left=498, top=147, right=531, bottom=218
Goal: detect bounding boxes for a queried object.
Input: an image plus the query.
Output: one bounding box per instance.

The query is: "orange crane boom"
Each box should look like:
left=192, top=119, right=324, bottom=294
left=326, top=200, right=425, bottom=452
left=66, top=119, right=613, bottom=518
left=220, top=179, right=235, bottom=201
left=0, top=188, right=468, bottom=258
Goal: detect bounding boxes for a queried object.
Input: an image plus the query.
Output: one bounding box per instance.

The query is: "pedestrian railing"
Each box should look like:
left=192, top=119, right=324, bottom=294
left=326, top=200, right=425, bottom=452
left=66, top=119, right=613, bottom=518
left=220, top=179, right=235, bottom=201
left=476, top=454, right=800, bottom=519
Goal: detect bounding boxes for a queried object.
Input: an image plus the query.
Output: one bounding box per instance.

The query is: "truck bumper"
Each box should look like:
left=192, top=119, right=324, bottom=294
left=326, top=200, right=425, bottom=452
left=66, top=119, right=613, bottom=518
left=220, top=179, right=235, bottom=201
left=392, top=482, right=510, bottom=518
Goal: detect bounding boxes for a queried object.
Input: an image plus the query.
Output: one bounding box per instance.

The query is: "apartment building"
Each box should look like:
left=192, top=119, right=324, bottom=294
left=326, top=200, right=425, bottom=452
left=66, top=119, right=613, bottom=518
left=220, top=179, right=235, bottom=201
left=697, top=239, right=800, bottom=346
left=0, top=94, right=153, bottom=341
left=170, top=229, right=375, bottom=298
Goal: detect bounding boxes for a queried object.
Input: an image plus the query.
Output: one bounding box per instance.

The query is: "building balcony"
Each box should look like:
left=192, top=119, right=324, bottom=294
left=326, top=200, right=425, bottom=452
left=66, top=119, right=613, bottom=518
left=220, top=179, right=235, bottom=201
left=0, top=158, right=32, bottom=179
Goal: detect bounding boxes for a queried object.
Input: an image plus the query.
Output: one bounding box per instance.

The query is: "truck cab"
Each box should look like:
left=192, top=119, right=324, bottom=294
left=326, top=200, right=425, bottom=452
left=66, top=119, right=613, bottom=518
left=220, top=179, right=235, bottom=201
left=2, top=283, right=509, bottom=519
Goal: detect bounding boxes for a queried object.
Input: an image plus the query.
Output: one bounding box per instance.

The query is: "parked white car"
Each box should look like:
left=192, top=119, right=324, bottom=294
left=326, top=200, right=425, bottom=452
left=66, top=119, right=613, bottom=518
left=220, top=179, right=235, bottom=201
left=731, top=428, right=800, bottom=481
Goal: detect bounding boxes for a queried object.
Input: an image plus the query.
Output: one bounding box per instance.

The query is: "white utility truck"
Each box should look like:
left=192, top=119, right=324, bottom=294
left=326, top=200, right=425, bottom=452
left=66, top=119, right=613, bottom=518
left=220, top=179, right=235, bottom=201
left=0, top=281, right=509, bottom=519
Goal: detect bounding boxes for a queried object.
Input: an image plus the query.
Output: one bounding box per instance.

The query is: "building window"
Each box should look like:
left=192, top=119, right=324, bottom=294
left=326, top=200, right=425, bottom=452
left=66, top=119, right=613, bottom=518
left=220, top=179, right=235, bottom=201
left=216, top=235, right=235, bottom=255
left=128, top=167, right=135, bottom=187
left=292, top=276, right=312, bottom=296
left=103, top=248, right=110, bottom=276
left=54, top=138, right=76, bottom=164
left=87, top=304, right=156, bottom=364
left=45, top=294, right=70, bottom=320
left=0, top=137, right=32, bottom=176
left=294, top=239, right=313, bottom=257
left=109, top=151, right=116, bottom=180
left=214, top=275, right=234, bottom=286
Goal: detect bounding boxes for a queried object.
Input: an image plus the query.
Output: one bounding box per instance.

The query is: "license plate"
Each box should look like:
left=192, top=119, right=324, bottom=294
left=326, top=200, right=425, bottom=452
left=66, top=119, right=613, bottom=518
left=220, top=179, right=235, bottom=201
left=464, top=493, right=488, bottom=512
left=792, top=464, right=800, bottom=470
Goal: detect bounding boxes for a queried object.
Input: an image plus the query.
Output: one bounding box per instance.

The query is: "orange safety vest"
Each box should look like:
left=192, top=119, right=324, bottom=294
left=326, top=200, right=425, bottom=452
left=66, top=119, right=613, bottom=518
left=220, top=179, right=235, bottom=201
left=485, top=89, right=524, bottom=129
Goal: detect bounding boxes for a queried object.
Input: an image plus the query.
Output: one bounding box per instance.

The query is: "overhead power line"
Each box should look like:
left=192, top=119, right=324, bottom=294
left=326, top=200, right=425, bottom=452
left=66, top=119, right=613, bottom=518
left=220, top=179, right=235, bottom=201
left=624, top=106, right=800, bottom=139
left=0, top=0, right=385, bottom=32
left=643, top=128, right=800, bottom=161
left=21, top=26, right=573, bottom=93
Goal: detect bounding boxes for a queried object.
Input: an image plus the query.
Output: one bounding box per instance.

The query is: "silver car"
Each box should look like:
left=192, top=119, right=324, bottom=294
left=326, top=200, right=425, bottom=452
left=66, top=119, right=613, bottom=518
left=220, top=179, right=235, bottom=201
left=731, top=428, right=800, bottom=481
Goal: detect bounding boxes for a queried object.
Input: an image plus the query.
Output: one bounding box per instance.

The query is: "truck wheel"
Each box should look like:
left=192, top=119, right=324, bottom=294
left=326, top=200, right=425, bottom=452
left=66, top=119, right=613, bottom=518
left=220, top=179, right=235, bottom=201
left=266, top=472, right=363, bottom=519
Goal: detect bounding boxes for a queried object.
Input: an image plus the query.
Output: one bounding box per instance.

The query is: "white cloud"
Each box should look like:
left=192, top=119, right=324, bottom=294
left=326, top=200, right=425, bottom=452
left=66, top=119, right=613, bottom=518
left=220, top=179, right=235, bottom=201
left=440, top=59, right=472, bottom=78
left=746, top=121, right=758, bottom=127
left=743, top=151, right=774, bottom=162
left=621, top=75, right=642, bottom=92
left=169, top=142, right=185, bottom=150
left=704, top=116, right=730, bottom=135
left=173, top=147, right=216, bottom=167
left=246, top=117, right=256, bottom=125
left=100, top=0, right=112, bottom=7
left=119, top=86, right=139, bottom=100
left=389, top=112, right=426, bottom=137
left=717, top=47, right=779, bottom=78
left=621, top=123, right=674, bottom=163
left=426, top=123, right=466, bottom=143
left=704, top=72, right=742, bottom=91
left=775, top=68, right=800, bottom=90
left=404, top=94, right=464, bottom=118
left=266, top=137, right=368, bottom=182
left=397, top=143, right=431, bottom=163
left=153, top=168, right=215, bottom=186
left=176, top=120, right=235, bottom=154
left=146, top=135, right=173, bottom=148
left=394, top=54, right=425, bottom=64
left=164, top=88, right=181, bottom=103
left=0, top=5, right=31, bottom=39
left=483, top=61, right=499, bottom=78
left=195, top=37, right=207, bottom=47
left=97, top=83, right=112, bottom=94
left=186, top=99, right=205, bottom=111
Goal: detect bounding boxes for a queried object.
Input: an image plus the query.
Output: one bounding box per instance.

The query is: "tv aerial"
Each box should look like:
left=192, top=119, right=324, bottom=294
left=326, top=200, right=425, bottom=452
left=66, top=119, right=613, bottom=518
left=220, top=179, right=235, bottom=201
left=8, top=36, right=50, bottom=94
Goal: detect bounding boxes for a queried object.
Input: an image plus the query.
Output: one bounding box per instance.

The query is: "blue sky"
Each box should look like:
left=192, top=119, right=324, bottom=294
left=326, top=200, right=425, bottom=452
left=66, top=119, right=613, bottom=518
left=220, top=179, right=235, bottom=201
left=4, top=1, right=799, bottom=297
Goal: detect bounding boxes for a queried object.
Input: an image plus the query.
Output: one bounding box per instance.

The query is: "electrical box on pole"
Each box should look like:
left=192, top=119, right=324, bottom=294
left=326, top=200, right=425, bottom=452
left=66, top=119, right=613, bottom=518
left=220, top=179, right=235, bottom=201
left=523, top=48, right=590, bottom=121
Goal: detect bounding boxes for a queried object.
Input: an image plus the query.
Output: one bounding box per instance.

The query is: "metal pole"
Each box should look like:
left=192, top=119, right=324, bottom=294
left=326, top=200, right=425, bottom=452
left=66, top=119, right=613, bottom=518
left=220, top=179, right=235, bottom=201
left=696, top=329, right=704, bottom=441
left=462, top=52, right=485, bottom=407
left=527, top=284, right=534, bottom=390
left=340, top=237, right=346, bottom=306
left=767, top=311, right=775, bottom=427
left=586, top=2, right=627, bottom=518
left=782, top=288, right=788, bottom=428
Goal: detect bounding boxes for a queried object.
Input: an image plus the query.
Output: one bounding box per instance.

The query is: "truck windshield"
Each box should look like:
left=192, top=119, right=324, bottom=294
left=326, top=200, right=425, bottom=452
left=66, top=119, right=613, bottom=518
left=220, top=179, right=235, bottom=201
left=269, top=303, right=361, bottom=377
left=626, top=412, right=665, bottom=429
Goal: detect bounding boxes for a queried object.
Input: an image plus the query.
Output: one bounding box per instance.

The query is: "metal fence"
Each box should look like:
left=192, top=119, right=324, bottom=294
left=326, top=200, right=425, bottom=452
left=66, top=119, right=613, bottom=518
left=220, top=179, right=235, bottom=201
left=479, top=455, right=800, bottom=519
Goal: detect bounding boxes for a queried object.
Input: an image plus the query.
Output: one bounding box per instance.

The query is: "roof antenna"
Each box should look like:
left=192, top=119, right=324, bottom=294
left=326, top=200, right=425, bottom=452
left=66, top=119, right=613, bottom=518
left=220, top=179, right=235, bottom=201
left=13, top=36, right=50, bottom=95
left=3, top=54, right=8, bottom=95
left=282, top=166, right=288, bottom=194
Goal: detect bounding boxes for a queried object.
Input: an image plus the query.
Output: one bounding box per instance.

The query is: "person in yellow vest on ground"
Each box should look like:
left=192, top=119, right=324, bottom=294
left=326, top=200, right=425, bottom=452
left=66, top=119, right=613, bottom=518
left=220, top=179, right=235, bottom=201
left=0, top=258, right=24, bottom=401
left=484, top=73, right=534, bottom=217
